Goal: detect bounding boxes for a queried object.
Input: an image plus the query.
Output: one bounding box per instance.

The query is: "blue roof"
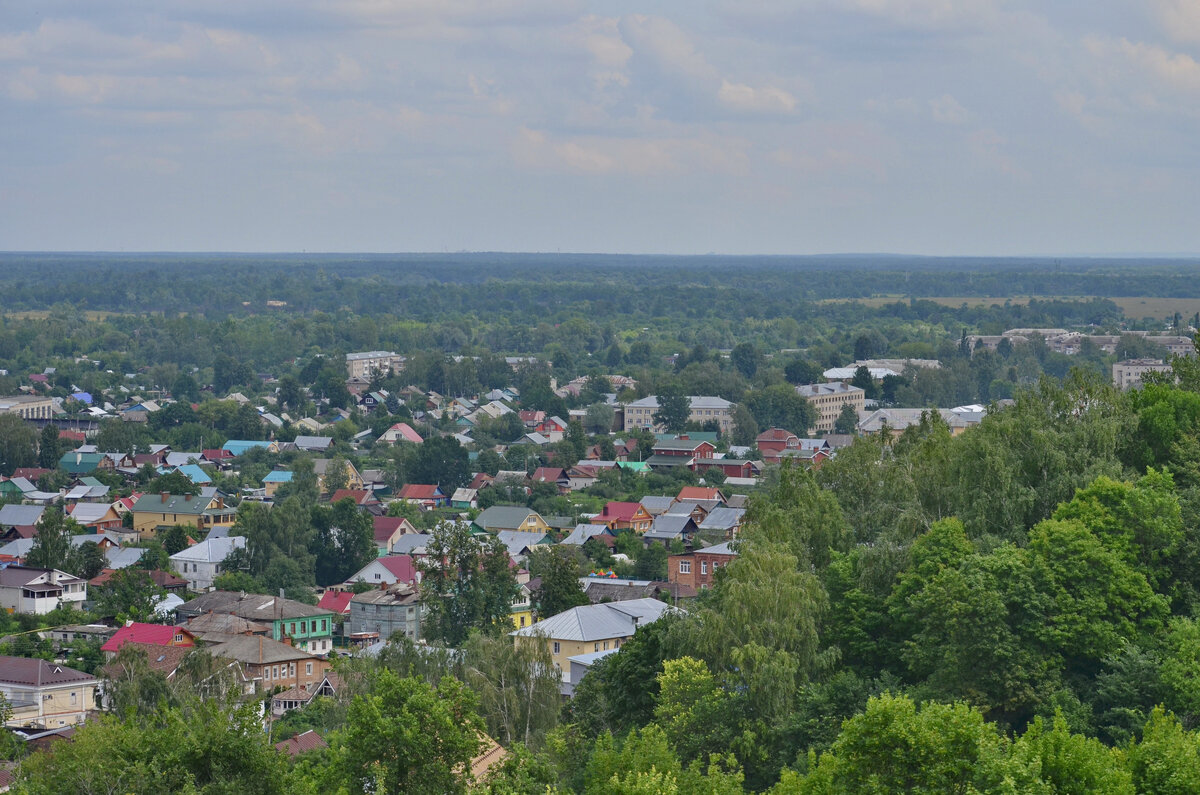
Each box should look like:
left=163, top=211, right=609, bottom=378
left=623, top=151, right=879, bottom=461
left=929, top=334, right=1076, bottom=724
left=262, top=471, right=294, bottom=483
left=222, top=440, right=272, bottom=455
left=71, top=391, right=93, bottom=404
left=174, top=464, right=212, bottom=484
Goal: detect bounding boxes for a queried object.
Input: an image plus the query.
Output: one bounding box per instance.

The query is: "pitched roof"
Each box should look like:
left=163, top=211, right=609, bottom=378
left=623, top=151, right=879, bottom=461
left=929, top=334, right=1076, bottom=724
left=600, top=502, right=645, bottom=522
left=0, top=504, right=45, bottom=528
left=330, top=489, right=377, bottom=505
left=132, top=492, right=213, bottom=515
left=372, top=515, right=413, bottom=543
left=495, top=530, right=553, bottom=557
left=317, top=590, right=354, bottom=615
left=375, top=555, right=419, bottom=583
left=510, top=598, right=676, bottom=642
left=178, top=591, right=332, bottom=621
left=207, top=634, right=320, bottom=665
left=530, top=467, right=566, bottom=483
left=561, top=524, right=613, bottom=545
left=100, top=623, right=194, bottom=653
left=381, top=423, right=424, bottom=444
left=676, top=486, right=723, bottom=502
left=0, top=656, right=95, bottom=686
left=474, top=505, right=542, bottom=532
left=170, top=535, right=245, bottom=564
left=398, top=483, right=442, bottom=500
left=275, top=730, right=328, bottom=757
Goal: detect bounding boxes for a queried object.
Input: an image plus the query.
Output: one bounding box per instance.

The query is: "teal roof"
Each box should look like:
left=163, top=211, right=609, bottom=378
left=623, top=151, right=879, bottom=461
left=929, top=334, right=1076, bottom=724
left=222, top=440, right=272, bottom=456
left=617, top=461, right=650, bottom=472
left=263, top=471, right=294, bottom=483
left=132, top=492, right=212, bottom=515
left=60, top=451, right=105, bottom=474
left=654, top=431, right=719, bottom=443
left=174, top=464, right=212, bottom=484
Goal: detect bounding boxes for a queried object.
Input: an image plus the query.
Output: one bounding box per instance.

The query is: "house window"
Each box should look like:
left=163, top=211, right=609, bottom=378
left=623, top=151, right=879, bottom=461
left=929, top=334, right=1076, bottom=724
left=272, top=665, right=279, bottom=679
left=679, top=560, right=691, bottom=574
left=553, top=642, right=560, bottom=654
left=321, top=620, right=327, bottom=631
left=595, top=643, right=600, bottom=652
left=289, top=663, right=295, bottom=677
left=701, top=562, right=708, bottom=575
left=70, top=692, right=77, bottom=705
left=306, top=662, right=313, bottom=676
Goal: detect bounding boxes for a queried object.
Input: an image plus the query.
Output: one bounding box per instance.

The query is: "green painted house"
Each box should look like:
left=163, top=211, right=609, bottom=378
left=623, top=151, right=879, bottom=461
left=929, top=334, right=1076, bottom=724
left=176, top=591, right=336, bottom=655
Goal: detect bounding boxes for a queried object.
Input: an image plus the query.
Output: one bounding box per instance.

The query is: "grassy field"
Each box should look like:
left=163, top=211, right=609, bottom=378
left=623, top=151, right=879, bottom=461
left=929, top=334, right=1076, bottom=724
left=823, top=295, right=1200, bottom=322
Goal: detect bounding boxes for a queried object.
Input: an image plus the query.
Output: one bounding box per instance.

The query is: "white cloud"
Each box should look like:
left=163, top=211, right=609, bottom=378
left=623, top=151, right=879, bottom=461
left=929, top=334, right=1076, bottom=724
left=512, top=126, right=748, bottom=176
left=929, top=93, right=969, bottom=124
left=718, top=80, right=796, bottom=113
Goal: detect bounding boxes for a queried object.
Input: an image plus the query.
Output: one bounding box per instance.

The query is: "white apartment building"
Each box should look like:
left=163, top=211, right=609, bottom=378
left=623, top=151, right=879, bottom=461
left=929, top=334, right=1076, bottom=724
left=345, top=351, right=405, bottom=379
left=623, top=396, right=735, bottom=434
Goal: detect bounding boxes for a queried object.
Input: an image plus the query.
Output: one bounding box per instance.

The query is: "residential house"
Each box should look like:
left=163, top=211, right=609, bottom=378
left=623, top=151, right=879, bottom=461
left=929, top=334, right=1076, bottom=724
left=177, top=591, right=336, bottom=655
left=560, top=524, right=615, bottom=547
left=328, top=489, right=381, bottom=512
left=206, top=635, right=331, bottom=696
left=316, top=590, right=353, bottom=618
left=676, top=486, right=726, bottom=504
left=697, top=507, right=746, bottom=538
left=0, top=505, right=45, bottom=540
left=597, top=502, right=653, bottom=534
left=668, top=541, right=739, bottom=590
left=0, top=566, right=87, bottom=614
left=645, top=437, right=717, bottom=471
left=293, top=436, right=334, bottom=453
left=201, top=448, right=236, bottom=469
left=58, top=451, right=108, bottom=476
left=177, top=611, right=271, bottom=644
left=130, top=490, right=237, bottom=540
left=473, top=506, right=550, bottom=534
left=0, top=657, right=98, bottom=728
left=451, top=488, right=478, bottom=509
left=312, top=458, right=364, bottom=493
left=495, top=530, right=553, bottom=561
left=857, top=408, right=984, bottom=437
left=170, top=464, right=212, bottom=485
left=642, top=514, right=698, bottom=547
left=563, top=648, right=619, bottom=697
left=275, top=730, right=329, bottom=758
left=221, top=440, right=279, bottom=456
left=529, top=467, right=569, bottom=494
left=377, top=422, right=424, bottom=445
left=262, top=470, right=294, bottom=498
left=396, top=483, right=448, bottom=510
left=100, top=623, right=197, bottom=658
left=347, top=582, right=421, bottom=642
left=638, top=496, right=676, bottom=517
left=511, top=598, right=677, bottom=679
left=693, top=457, right=759, bottom=479
left=169, top=535, right=247, bottom=590
left=347, top=555, right=420, bottom=588
left=372, top=515, right=417, bottom=556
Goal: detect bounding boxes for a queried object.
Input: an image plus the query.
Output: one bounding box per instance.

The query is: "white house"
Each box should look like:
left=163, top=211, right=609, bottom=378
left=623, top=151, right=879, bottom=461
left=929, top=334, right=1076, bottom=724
left=169, top=536, right=247, bottom=591
left=0, top=566, right=88, bottom=615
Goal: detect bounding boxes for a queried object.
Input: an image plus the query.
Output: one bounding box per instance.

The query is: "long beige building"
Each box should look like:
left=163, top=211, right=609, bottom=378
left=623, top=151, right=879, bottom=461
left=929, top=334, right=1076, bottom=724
left=795, top=382, right=865, bottom=433
left=0, top=395, right=54, bottom=419
left=1113, top=358, right=1172, bottom=389
left=623, top=395, right=735, bottom=434
left=345, top=351, right=405, bottom=379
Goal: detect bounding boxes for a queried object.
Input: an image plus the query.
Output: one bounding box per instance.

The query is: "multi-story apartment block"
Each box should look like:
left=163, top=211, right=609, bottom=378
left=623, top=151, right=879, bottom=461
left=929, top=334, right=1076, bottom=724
left=0, top=395, right=54, bottom=419
left=1113, top=359, right=1173, bottom=390
left=795, top=382, right=865, bottom=433
left=345, top=351, right=405, bottom=379
left=623, top=396, right=734, bottom=434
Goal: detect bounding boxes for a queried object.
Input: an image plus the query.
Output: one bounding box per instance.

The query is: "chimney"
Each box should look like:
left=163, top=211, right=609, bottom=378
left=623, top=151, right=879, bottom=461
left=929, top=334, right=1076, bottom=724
left=161, top=491, right=169, bottom=504
left=379, top=581, right=387, bottom=590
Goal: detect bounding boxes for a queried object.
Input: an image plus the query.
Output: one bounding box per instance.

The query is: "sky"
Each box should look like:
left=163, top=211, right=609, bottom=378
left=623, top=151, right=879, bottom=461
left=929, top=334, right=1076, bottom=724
left=1, top=1, right=1199, bottom=255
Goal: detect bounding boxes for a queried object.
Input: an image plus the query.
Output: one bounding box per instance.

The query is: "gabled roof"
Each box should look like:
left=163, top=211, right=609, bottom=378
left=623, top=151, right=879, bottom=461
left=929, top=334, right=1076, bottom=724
left=178, top=591, right=332, bottom=621
left=208, top=634, right=320, bottom=665
left=398, top=483, right=443, bottom=500
left=0, top=656, right=96, bottom=686
left=698, top=507, right=746, bottom=531
left=600, top=502, right=646, bottom=522
left=330, top=489, right=377, bottom=505
left=276, top=730, right=328, bottom=757
left=645, top=514, right=697, bottom=540
left=358, top=554, right=419, bottom=585
left=170, top=535, right=245, bottom=564
left=390, top=534, right=433, bottom=555
left=317, top=590, right=353, bottom=615
left=132, top=492, right=213, bottom=515
left=695, top=541, right=739, bottom=556
left=221, top=440, right=273, bottom=456
left=263, top=470, right=294, bottom=483
left=495, top=530, right=553, bottom=557
left=0, top=504, right=45, bottom=528
left=100, top=623, right=194, bottom=653
left=293, top=436, right=334, bottom=451
left=372, top=515, right=414, bottom=543
left=510, top=598, right=676, bottom=642
left=474, top=505, right=543, bottom=532
left=639, top=496, right=676, bottom=516
left=561, top=524, right=613, bottom=545
left=530, top=467, right=567, bottom=483
left=676, top=486, right=724, bottom=502
left=173, top=464, right=212, bottom=484
left=380, top=422, right=424, bottom=444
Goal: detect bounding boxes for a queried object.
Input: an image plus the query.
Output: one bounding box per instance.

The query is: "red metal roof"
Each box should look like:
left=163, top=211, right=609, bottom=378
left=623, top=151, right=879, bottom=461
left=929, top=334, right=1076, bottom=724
left=376, top=554, right=418, bottom=583
left=317, top=590, right=353, bottom=615
left=600, top=501, right=644, bottom=521
left=275, top=730, right=328, bottom=757
left=100, top=623, right=195, bottom=653
left=330, top=489, right=375, bottom=505
left=398, top=483, right=441, bottom=500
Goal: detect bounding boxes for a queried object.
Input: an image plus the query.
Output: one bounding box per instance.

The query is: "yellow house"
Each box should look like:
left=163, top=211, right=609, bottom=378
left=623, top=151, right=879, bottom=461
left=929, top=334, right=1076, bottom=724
left=130, top=491, right=238, bottom=540
left=1, top=657, right=98, bottom=728
left=510, top=598, right=675, bottom=679
left=510, top=582, right=534, bottom=630
left=313, top=459, right=364, bottom=493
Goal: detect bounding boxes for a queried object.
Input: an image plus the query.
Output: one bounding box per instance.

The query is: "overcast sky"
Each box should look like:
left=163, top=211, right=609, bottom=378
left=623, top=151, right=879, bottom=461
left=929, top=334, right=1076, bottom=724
left=2, top=1, right=1199, bottom=255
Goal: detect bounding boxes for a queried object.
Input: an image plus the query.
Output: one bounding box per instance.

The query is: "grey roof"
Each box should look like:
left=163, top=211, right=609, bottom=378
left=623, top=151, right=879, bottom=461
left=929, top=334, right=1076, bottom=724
left=390, top=534, right=433, bottom=555
left=0, top=504, right=45, bottom=527
left=0, top=656, right=96, bottom=686
left=474, top=505, right=543, bottom=532
left=177, top=590, right=332, bottom=621
left=567, top=648, right=620, bottom=666
left=561, top=524, right=611, bottom=546
left=646, top=514, right=697, bottom=539
left=105, top=547, right=146, bottom=569
left=68, top=503, right=116, bottom=524
left=165, top=452, right=204, bottom=467
left=170, top=535, right=246, bottom=564
left=698, top=507, right=746, bottom=532
left=696, top=541, right=739, bottom=555
left=668, top=499, right=721, bottom=514
left=495, top=530, right=553, bottom=557
left=293, top=436, right=334, bottom=451
left=208, top=635, right=320, bottom=665
left=638, top=496, right=676, bottom=516
left=510, top=598, right=676, bottom=642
